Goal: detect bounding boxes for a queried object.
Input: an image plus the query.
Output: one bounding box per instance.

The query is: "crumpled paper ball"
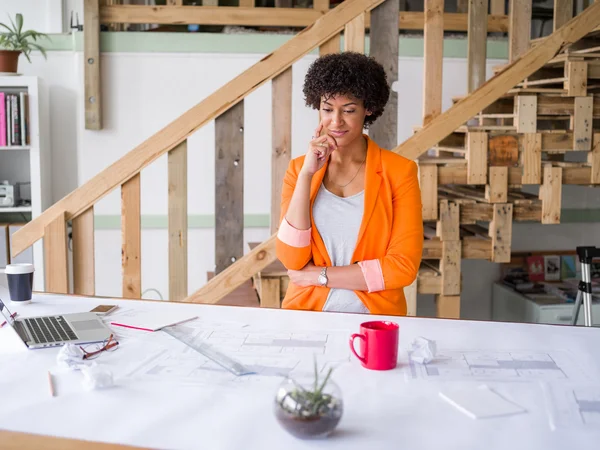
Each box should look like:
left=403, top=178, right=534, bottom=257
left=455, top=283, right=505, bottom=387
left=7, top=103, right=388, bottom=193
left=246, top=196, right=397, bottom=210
left=81, top=365, right=114, bottom=390
left=56, top=343, right=95, bottom=371
left=410, top=336, right=437, bottom=364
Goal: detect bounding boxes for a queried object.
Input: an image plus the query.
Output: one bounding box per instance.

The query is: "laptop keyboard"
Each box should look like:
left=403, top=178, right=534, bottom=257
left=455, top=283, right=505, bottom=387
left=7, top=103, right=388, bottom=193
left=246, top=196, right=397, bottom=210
left=24, top=316, right=77, bottom=344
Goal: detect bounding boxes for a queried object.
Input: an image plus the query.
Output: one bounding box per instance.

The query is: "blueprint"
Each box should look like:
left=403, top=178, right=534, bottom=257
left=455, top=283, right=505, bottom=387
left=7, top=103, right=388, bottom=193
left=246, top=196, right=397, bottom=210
left=405, top=349, right=588, bottom=382
left=543, top=383, right=600, bottom=430
left=119, top=323, right=351, bottom=387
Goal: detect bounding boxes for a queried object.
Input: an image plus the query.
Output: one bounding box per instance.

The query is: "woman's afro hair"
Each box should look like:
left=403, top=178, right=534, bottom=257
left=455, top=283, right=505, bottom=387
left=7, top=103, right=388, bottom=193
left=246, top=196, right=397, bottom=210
left=302, top=52, right=390, bottom=128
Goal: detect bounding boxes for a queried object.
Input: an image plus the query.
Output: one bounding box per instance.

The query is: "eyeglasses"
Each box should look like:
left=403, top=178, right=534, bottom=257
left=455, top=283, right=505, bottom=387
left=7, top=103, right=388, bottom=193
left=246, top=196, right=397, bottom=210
left=80, top=334, right=119, bottom=360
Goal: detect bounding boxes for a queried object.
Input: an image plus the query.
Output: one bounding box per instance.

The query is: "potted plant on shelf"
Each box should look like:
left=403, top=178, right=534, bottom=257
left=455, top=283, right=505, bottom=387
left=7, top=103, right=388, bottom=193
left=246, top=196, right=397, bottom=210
left=274, top=361, right=344, bottom=439
left=0, top=13, right=48, bottom=74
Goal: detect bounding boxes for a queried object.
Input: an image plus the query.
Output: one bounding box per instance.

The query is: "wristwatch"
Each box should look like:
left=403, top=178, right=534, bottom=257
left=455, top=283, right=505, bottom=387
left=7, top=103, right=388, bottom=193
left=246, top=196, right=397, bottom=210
left=317, top=267, right=328, bottom=287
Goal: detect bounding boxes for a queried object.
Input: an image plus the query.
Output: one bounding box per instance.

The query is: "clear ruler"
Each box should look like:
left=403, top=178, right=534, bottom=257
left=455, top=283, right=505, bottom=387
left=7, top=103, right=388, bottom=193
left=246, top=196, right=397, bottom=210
left=162, top=324, right=255, bottom=377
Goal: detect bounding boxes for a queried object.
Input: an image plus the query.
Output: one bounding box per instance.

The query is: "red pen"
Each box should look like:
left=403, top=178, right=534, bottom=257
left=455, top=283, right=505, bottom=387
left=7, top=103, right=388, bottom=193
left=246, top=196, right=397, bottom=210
left=0, top=312, right=17, bottom=328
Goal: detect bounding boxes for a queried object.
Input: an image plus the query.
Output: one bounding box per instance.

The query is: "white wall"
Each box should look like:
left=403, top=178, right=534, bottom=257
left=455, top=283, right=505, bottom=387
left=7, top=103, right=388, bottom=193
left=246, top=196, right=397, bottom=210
left=11, top=29, right=600, bottom=317
left=17, top=49, right=508, bottom=300
left=0, top=0, right=64, bottom=34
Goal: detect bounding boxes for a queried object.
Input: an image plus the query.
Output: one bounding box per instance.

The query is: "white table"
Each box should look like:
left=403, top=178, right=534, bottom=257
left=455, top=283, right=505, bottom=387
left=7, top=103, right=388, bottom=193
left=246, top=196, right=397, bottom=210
left=1, top=293, right=600, bottom=450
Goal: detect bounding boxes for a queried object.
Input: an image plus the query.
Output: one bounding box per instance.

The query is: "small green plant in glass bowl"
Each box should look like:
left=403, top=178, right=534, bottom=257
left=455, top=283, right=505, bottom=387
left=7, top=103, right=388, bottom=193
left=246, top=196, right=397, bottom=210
left=274, top=361, right=343, bottom=439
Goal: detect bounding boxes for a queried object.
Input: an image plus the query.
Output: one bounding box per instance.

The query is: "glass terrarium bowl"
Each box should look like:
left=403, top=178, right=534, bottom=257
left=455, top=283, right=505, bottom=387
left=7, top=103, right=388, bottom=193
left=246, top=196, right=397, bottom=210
left=274, top=374, right=344, bottom=440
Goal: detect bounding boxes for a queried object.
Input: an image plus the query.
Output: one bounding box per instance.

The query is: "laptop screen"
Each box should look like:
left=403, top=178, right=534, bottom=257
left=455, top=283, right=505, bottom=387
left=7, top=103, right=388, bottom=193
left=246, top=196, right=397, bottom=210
left=0, top=298, right=16, bottom=327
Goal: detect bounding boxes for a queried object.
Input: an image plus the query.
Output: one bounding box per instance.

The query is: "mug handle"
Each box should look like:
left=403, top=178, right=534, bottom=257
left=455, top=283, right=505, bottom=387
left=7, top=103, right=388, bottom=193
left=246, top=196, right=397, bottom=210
left=349, top=333, right=366, bottom=364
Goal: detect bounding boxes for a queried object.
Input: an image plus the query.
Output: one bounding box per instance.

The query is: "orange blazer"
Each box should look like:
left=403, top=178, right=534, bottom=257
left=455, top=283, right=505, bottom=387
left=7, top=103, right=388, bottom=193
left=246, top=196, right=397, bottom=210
left=275, top=135, right=423, bottom=316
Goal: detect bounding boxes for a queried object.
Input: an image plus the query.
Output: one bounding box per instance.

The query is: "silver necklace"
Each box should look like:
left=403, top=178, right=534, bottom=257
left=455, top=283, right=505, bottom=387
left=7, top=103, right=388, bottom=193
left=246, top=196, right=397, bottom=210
left=327, top=156, right=366, bottom=188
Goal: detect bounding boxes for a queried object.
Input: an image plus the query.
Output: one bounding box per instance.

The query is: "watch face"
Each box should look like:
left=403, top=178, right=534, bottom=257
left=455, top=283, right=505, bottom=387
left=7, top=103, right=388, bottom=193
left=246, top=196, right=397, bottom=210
left=318, top=274, right=327, bottom=285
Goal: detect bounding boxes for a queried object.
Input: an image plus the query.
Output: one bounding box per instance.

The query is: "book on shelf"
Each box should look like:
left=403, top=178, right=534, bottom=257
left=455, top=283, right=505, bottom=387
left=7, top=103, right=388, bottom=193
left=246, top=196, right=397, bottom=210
left=526, top=255, right=545, bottom=282
left=544, top=255, right=561, bottom=281
left=0, top=90, right=29, bottom=147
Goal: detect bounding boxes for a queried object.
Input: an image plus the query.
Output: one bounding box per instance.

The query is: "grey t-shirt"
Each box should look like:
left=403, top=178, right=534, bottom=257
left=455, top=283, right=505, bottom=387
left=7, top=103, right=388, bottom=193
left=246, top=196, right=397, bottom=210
left=312, top=184, right=369, bottom=314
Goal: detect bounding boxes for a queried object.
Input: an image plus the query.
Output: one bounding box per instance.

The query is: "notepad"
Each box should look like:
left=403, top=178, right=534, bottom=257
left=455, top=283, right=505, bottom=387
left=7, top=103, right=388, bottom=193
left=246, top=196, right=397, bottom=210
left=110, top=311, right=197, bottom=332
left=439, top=385, right=527, bottom=419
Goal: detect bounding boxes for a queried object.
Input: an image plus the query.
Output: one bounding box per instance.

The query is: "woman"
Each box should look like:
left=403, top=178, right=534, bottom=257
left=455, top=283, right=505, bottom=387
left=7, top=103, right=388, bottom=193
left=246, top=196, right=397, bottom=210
left=275, top=52, right=423, bottom=316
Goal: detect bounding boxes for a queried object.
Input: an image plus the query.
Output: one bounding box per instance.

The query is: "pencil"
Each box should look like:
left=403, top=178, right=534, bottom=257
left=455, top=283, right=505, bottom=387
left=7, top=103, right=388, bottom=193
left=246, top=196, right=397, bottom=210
left=48, top=371, right=55, bottom=397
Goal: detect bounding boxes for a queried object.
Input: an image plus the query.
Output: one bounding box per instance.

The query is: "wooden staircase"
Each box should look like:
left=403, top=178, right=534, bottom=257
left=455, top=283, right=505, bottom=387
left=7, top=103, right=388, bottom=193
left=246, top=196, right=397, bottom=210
left=10, top=0, right=600, bottom=319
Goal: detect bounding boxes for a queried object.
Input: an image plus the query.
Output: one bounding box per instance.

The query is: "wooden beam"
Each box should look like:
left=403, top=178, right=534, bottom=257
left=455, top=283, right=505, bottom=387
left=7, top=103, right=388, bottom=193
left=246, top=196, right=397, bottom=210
left=258, top=277, right=281, bottom=308
left=369, top=0, right=399, bottom=151
left=84, top=0, right=101, bottom=130
left=72, top=206, right=95, bottom=296
left=573, top=96, right=593, bottom=151
left=404, top=279, right=417, bottom=316
left=122, top=174, right=141, bottom=299
left=554, top=0, right=573, bottom=31
left=485, top=166, right=508, bottom=203
left=344, top=13, right=365, bottom=52
left=184, top=235, right=278, bottom=304
left=239, top=0, right=254, bottom=6
left=319, top=34, right=340, bottom=55
left=314, top=0, right=330, bottom=11
left=539, top=166, right=562, bottom=224
left=395, top=12, right=507, bottom=32
left=437, top=200, right=459, bottom=241
left=467, top=132, right=487, bottom=184
left=100, top=6, right=509, bottom=32
left=215, top=101, right=244, bottom=274
left=591, top=133, right=600, bottom=184
left=508, top=0, right=531, bottom=62
left=515, top=95, right=537, bottom=133
left=419, top=164, right=438, bottom=220
left=441, top=240, right=461, bottom=295
left=423, top=238, right=492, bottom=260
left=467, top=0, right=487, bottom=93
left=13, top=0, right=388, bottom=258
left=168, top=140, right=188, bottom=302
left=271, top=69, right=292, bottom=234
left=419, top=273, right=441, bottom=294
left=394, top=1, right=600, bottom=161
left=101, top=5, right=326, bottom=26
left=436, top=295, right=461, bottom=319
left=489, top=204, right=513, bottom=263
left=565, top=61, right=588, bottom=96
left=537, top=94, right=600, bottom=115
left=490, top=0, right=505, bottom=15
left=521, top=133, right=542, bottom=184
left=437, top=164, right=594, bottom=186
left=44, top=212, right=68, bottom=294
left=489, top=135, right=519, bottom=166
left=423, top=0, right=443, bottom=126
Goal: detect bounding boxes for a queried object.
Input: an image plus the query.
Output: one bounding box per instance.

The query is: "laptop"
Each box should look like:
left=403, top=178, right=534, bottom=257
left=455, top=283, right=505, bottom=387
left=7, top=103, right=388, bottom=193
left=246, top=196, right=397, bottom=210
left=0, top=298, right=112, bottom=349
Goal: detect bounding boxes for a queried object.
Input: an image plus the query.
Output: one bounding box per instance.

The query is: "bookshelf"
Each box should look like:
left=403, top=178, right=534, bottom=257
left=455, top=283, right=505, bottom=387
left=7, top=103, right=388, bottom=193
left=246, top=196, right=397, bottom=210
left=0, top=76, right=51, bottom=292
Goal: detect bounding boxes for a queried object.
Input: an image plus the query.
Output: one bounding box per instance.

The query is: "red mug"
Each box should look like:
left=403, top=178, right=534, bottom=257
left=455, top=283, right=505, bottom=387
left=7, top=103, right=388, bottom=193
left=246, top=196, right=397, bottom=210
left=349, top=321, right=399, bottom=370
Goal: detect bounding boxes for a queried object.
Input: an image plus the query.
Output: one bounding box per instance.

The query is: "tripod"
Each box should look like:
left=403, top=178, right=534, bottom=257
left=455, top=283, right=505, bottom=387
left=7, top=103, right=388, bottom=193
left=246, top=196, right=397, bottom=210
left=571, top=246, right=599, bottom=327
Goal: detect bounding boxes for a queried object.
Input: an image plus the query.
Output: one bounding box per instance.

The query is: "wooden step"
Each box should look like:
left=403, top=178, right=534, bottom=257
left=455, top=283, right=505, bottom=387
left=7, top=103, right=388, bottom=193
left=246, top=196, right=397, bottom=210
left=206, top=272, right=260, bottom=307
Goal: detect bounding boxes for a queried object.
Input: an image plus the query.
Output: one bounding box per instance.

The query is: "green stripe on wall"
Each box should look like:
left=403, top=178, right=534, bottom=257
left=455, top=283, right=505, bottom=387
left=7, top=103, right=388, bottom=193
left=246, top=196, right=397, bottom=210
left=41, top=31, right=509, bottom=59
left=94, top=214, right=270, bottom=229
left=92, top=209, right=600, bottom=230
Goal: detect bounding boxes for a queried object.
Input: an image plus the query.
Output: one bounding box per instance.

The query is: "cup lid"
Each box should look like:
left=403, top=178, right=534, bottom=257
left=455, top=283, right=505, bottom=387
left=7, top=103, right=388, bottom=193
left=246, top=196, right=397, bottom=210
left=5, top=264, right=35, bottom=275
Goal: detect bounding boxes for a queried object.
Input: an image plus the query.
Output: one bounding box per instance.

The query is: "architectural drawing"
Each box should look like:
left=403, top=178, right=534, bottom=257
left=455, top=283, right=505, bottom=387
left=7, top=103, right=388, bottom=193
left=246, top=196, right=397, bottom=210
left=406, top=349, right=587, bottom=382
left=119, top=325, right=351, bottom=386
left=543, top=384, right=600, bottom=430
